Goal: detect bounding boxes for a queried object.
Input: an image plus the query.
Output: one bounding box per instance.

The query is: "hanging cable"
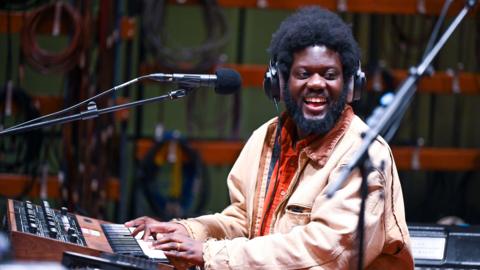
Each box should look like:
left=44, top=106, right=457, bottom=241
left=0, top=0, right=47, bottom=11
left=0, top=85, right=44, bottom=198
left=141, top=0, right=230, bottom=73
left=21, top=1, right=83, bottom=74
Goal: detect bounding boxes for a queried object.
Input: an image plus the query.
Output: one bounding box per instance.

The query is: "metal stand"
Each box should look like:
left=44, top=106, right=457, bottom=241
left=0, top=89, right=187, bottom=136
left=324, top=1, right=478, bottom=269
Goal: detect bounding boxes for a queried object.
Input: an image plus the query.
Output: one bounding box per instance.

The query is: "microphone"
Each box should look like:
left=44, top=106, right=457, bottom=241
left=148, top=68, right=242, bottom=95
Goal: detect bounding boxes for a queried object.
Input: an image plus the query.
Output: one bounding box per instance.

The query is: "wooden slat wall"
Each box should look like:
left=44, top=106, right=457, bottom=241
left=136, top=139, right=480, bottom=171
left=1, top=0, right=478, bottom=34
left=0, top=174, right=119, bottom=201
left=166, top=0, right=479, bottom=15
left=139, top=63, right=480, bottom=95
left=224, top=64, right=480, bottom=95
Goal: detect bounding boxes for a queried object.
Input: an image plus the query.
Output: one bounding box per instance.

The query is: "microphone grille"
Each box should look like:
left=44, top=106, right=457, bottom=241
left=215, top=68, right=242, bottom=94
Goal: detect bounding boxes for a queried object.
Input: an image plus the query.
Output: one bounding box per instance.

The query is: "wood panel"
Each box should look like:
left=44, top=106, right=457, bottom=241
left=139, top=63, right=480, bottom=95
left=228, top=64, right=480, bottom=95
left=1, top=1, right=477, bottom=34
left=167, top=0, right=479, bottom=15
left=136, top=139, right=480, bottom=171
left=136, top=139, right=243, bottom=166
left=392, top=147, right=480, bottom=171
left=388, top=69, right=480, bottom=95
left=0, top=174, right=120, bottom=201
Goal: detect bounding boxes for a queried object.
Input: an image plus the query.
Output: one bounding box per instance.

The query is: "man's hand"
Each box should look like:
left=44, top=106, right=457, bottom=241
left=153, top=233, right=204, bottom=267
left=124, top=216, right=189, bottom=240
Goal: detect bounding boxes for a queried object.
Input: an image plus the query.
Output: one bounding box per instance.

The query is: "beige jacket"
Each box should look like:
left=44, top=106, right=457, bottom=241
left=178, top=109, right=413, bottom=269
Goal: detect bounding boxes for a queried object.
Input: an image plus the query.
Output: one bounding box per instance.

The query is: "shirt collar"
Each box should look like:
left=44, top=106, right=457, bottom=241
left=279, top=105, right=354, bottom=167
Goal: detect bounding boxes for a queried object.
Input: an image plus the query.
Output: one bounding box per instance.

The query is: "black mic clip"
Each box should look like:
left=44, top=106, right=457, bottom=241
left=80, top=101, right=99, bottom=120
left=168, top=89, right=187, bottom=99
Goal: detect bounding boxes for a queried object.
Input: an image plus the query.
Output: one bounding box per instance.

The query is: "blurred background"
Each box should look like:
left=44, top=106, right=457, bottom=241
left=0, top=0, right=479, bottom=228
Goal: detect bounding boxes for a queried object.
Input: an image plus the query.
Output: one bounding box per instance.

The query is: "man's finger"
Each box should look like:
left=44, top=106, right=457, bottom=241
left=124, top=220, right=134, bottom=227
left=129, top=224, right=145, bottom=237
left=124, top=216, right=146, bottom=227
left=152, top=233, right=181, bottom=245
left=152, top=241, right=178, bottom=251
left=142, top=228, right=152, bottom=241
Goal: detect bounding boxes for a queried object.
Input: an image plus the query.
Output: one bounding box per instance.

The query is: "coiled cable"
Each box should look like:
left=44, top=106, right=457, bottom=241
left=21, top=1, right=83, bottom=74
left=141, top=0, right=229, bottom=73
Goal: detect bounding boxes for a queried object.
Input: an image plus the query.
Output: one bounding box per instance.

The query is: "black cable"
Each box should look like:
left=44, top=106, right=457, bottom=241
left=421, top=0, right=454, bottom=144
left=0, top=1, right=43, bottom=199
left=421, top=0, right=454, bottom=61
left=392, top=14, right=432, bottom=68
left=477, top=11, right=480, bottom=72
left=141, top=0, right=229, bottom=73
left=259, top=99, right=282, bottom=235
left=5, top=4, right=13, bottom=84
left=0, top=85, right=44, bottom=199
left=0, top=0, right=47, bottom=11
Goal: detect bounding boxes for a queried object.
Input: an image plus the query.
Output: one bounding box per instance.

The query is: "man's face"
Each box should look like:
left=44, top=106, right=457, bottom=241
left=284, top=45, right=347, bottom=137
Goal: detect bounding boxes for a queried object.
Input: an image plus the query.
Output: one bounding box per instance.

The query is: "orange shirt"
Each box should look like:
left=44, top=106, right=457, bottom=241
left=259, top=115, right=317, bottom=236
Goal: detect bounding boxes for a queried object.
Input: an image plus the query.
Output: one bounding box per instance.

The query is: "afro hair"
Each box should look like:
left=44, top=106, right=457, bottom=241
left=268, top=6, right=361, bottom=84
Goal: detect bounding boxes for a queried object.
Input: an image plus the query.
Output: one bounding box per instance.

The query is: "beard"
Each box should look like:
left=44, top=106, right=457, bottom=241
left=283, top=83, right=348, bottom=136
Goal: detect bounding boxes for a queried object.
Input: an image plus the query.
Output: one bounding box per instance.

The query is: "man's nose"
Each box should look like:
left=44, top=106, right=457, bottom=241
left=306, top=74, right=327, bottom=90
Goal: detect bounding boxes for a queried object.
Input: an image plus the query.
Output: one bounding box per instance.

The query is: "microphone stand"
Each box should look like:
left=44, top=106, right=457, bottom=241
left=0, top=89, right=187, bottom=136
left=324, top=0, right=478, bottom=269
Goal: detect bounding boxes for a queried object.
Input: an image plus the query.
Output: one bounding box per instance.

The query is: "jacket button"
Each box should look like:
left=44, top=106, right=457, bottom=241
left=280, top=190, right=286, bottom=196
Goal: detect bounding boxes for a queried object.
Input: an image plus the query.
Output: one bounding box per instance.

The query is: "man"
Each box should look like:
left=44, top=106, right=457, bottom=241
left=126, top=6, right=413, bottom=269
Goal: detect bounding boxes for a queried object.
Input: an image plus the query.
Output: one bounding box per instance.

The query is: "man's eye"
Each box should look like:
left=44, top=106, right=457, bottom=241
left=325, top=72, right=338, bottom=80
left=297, top=72, right=309, bottom=79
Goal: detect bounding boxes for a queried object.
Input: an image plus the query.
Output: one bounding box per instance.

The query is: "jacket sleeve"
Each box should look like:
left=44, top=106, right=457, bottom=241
left=200, top=145, right=393, bottom=269
left=176, top=125, right=268, bottom=241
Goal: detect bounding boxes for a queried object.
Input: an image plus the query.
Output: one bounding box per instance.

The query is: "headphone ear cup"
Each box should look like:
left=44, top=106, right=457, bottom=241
left=263, top=60, right=280, bottom=101
left=352, top=66, right=366, bottom=102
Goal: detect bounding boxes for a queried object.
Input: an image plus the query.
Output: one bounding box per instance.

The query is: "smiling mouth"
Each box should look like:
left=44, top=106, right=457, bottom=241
left=304, top=96, right=327, bottom=106
left=302, top=96, right=328, bottom=117
left=303, top=96, right=328, bottom=108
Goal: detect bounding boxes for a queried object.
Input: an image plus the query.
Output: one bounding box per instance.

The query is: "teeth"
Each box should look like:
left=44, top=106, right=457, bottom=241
left=304, top=97, right=326, bottom=103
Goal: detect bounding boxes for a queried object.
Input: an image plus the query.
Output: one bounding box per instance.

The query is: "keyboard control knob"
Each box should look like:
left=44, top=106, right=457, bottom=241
left=28, top=223, right=38, bottom=233
left=47, top=220, right=56, bottom=228
left=49, top=228, right=58, bottom=238
left=25, top=203, right=33, bottom=210
left=69, top=233, right=78, bottom=243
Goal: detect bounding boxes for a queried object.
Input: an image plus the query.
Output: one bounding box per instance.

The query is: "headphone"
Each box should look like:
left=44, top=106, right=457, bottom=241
left=263, top=58, right=366, bottom=102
